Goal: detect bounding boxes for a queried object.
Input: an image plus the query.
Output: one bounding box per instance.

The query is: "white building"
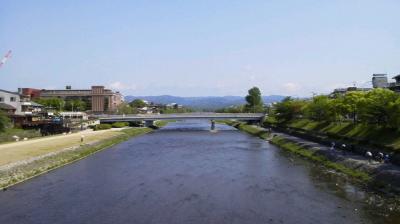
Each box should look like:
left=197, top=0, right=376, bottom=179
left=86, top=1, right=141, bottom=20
left=0, top=89, right=22, bottom=114
left=0, top=89, right=44, bottom=115
left=59, top=112, right=88, bottom=120
left=372, top=74, right=389, bottom=88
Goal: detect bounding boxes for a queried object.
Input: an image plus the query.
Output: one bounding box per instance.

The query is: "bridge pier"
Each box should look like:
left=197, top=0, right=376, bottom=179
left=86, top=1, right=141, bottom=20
left=144, top=120, right=154, bottom=127
left=211, top=120, right=216, bottom=131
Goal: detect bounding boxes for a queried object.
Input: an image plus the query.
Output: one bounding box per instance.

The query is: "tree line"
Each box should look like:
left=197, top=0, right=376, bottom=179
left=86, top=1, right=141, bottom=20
left=34, top=98, right=88, bottom=111
left=271, top=88, right=400, bottom=128
left=216, top=87, right=265, bottom=113
left=116, top=99, right=193, bottom=114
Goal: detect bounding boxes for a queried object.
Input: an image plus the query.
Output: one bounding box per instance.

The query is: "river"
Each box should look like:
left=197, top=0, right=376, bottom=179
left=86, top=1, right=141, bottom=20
left=0, top=121, right=398, bottom=224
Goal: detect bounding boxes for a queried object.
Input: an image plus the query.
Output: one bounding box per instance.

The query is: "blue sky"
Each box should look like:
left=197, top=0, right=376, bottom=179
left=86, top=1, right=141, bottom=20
left=1, top=0, right=399, bottom=97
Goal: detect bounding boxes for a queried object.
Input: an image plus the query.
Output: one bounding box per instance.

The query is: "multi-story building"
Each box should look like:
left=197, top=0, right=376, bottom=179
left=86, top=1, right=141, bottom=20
left=0, top=89, right=23, bottom=114
left=21, top=86, right=123, bottom=113
left=387, top=74, right=400, bottom=92
left=0, top=89, right=43, bottom=115
left=370, top=73, right=400, bottom=92
left=372, top=74, right=389, bottom=88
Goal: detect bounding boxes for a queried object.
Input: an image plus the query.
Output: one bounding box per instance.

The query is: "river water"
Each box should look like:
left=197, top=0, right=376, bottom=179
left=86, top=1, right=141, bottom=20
left=0, top=121, right=398, bottom=224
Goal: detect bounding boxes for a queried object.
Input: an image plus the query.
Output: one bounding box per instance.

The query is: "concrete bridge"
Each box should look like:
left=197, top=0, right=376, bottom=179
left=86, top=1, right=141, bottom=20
left=95, top=113, right=265, bottom=130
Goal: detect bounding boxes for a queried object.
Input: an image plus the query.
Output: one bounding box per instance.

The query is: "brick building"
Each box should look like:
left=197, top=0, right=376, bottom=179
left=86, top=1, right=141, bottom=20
left=21, top=86, right=123, bottom=113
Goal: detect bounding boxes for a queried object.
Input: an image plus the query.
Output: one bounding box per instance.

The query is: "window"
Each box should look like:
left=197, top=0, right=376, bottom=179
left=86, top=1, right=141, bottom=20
left=0, top=97, right=3, bottom=102
left=10, top=97, right=16, bottom=102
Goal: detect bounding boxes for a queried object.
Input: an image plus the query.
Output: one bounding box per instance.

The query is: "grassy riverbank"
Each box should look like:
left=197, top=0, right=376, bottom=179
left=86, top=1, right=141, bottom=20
left=270, top=136, right=371, bottom=182
left=0, top=125, right=167, bottom=189
left=222, top=120, right=371, bottom=183
left=221, top=120, right=270, bottom=139
left=267, top=118, right=400, bottom=152
left=0, top=128, right=41, bottom=144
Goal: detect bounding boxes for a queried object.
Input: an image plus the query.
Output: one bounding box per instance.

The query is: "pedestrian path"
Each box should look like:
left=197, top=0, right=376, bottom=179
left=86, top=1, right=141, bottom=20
left=0, top=129, right=124, bottom=166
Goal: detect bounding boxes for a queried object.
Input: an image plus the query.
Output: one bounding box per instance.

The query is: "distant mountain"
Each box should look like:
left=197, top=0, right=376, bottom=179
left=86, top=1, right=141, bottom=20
left=124, top=95, right=286, bottom=110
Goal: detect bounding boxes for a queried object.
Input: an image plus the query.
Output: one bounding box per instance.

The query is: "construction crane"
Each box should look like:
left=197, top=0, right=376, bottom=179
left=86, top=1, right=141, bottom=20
left=0, top=50, right=12, bottom=69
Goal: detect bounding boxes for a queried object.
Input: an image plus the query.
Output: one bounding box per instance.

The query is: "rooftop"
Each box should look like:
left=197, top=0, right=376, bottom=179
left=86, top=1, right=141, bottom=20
left=0, top=103, right=16, bottom=110
left=0, top=89, right=21, bottom=96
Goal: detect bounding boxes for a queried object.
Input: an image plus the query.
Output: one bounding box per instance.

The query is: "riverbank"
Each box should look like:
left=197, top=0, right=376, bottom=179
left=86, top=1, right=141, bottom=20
left=265, top=118, right=400, bottom=165
left=0, top=121, right=170, bottom=190
left=0, top=128, right=41, bottom=144
left=222, top=121, right=400, bottom=193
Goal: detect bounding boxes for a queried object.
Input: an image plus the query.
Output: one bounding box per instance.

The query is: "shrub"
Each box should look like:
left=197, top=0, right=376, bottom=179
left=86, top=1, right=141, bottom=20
left=93, top=124, right=112, bottom=131
left=0, top=111, right=10, bottom=132
left=112, top=122, right=129, bottom=128
left=88, top=125, right=96, bottom=130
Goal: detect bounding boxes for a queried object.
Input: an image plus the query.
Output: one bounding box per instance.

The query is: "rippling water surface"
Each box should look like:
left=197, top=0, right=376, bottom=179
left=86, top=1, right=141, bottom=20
left=0, top=121, right=398, bottom=224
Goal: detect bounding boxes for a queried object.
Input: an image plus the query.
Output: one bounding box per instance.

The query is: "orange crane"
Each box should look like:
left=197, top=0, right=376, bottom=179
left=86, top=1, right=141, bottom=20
left=0, top=50, right=12, bottom=68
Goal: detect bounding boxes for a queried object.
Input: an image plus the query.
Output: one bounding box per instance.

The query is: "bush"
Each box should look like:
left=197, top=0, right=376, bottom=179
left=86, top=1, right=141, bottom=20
left=112, top=122, right=129, bottom=128
left=0, top=111, right=10, bottom=132
left=0, top=128, right=41, bottom=142
left=88, top=125, right=96, bottom=130
left=93, top=124, right=112, bottom=131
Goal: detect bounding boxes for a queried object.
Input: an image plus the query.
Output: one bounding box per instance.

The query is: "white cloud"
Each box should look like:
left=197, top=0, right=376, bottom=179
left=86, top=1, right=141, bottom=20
left=282, top=82, right=301, bottom=92
left=108, top=81, right=137, bottom=91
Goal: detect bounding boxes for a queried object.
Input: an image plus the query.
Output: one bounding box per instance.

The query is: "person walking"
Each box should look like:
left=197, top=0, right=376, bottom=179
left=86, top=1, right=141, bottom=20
left=342, top=144, right=347, bottom=155
left=366, top=151, right=373, bottom=163
left=378, top=152, right=384, bottom=163
left=384, top=154, right=390, bottom=163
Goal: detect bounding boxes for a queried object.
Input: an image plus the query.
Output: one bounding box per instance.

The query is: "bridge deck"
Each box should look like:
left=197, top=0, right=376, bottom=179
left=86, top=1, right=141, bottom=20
left=95, top=113, right=265, bottom=122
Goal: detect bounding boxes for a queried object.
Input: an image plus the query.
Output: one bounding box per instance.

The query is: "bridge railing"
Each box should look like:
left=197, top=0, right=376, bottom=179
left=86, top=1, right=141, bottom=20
left=93, top=113, right=265, bottom=119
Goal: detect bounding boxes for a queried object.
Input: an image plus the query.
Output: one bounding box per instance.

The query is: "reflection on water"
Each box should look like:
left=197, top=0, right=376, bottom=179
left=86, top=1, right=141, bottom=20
left=278, top=148, right=400, bottom=224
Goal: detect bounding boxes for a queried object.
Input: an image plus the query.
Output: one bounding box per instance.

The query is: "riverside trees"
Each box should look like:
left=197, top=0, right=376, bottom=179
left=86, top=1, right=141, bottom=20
left=216, top=87, right=266, bottom=113
left=0, top=111, right=9, bottom=132
left=245, top=87, right=264, bottom=113
left=271, top=88, right=400, bottom=128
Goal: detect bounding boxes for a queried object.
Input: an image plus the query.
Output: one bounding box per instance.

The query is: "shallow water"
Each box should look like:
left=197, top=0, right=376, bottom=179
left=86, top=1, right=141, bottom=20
left=0, top=120, right=398, bottom=224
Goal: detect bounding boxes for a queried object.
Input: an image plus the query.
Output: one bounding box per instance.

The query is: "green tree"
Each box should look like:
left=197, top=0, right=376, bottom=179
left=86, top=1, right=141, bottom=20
left=274, top=97, right=306, bottom=123
left=330, top=95, right=350, bottom=122
left=244, top=87, right=264, bottom=113
left=387, top=97, right=400, bottom=128
left=0, top=111, right=10, bottom=132
left=34, top=98, right=65, bottom=111
left=362, top=88, right=399, bottom=126
left=215, top=105, right=244, bottom=113
left=65, top=99, right=87, bottom=111
left=341, top=91, right=367, bottom=124
left=116, top=103, right=137, bottom=115
left=129, top=99, right=147, bottom=108
left=305, top=95, right=336, bottom=121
